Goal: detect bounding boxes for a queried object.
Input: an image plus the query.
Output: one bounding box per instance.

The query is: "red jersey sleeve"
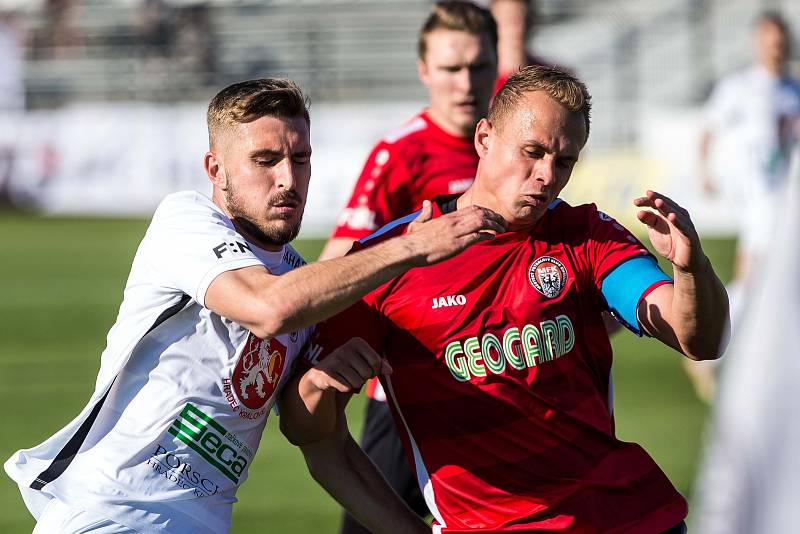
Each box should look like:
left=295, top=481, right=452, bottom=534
left=584, top=204, right=654, bottom=292
left=303, top=298, right=388, bottom=368
left=330, top=141, right=414, bottom=241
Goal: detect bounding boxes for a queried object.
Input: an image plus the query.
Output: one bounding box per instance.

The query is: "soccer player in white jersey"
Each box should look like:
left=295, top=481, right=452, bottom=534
left=4, top=78, right=505, bottom=534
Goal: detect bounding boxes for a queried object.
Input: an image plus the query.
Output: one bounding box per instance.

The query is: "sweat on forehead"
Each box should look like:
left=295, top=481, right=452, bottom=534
left=489, top=65, right=592, bottom=138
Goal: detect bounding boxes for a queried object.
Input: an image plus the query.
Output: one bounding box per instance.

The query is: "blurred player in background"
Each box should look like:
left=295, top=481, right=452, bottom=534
left=319, top=2, right=498, bottom=532
left=3, top=78, right=505, bottom=534
left=293, top=65, right=729, bottom=533
left=689, top=11, right=800, bottom=402
left=699, top=11, right=800, bottom=297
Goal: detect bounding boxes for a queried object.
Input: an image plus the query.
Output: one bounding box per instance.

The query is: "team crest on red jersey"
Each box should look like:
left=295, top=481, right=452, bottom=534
left=529, top=256, right=568, bottom=298
left=231, top=334, right=286, bottom=411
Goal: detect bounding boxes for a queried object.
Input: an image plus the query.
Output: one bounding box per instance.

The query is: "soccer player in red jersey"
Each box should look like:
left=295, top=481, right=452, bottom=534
left=286, top=65, right=729, bottom=533
left=318, top=3, right=498, bottom=532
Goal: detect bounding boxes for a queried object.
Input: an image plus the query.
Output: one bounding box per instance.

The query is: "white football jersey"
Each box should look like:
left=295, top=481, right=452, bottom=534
left=5, top=191, right=312, bottom=533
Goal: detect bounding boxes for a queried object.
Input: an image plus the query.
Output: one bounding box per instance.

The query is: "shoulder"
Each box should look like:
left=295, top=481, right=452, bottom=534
left=281, top=244, right=307, bottom=271
left=153, top=190, right=223, bottom=222
left=146, top=190, right=233, bottom=242
left=381, top=114, right=429, bottom=145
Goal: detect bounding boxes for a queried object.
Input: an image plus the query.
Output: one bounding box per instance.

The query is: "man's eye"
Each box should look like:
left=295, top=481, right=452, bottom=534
left=525, top=148, right=544, bottom=159
left=256, top=159, right=278, bottom=167
left=293, top=157, right=310, bottom=165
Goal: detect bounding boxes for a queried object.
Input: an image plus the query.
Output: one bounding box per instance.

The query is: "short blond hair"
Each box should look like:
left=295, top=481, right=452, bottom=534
left=418, top=1, right=497, bottom=60
left=489, top=65, right=592, bottom=138
left=207, top=78, right=310, bottom=149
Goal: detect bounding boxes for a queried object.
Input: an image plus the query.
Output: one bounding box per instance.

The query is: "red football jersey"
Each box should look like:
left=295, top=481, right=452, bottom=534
left=308, top=198, right=687, bottom=533
left=330, top=110, right=478, bottom=241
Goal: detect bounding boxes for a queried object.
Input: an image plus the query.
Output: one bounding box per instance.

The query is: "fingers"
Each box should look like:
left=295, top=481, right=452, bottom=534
left=417, top=200, right=432, bottom=223
left=317, top=338, right=383, bottom=392
left=445, top=205, right=507, bottom=236
left=633, top=190, right=696, bottom=236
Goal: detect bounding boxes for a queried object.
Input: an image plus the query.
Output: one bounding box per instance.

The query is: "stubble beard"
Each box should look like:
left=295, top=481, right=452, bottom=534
left=225, top=181, right=302, bottom=248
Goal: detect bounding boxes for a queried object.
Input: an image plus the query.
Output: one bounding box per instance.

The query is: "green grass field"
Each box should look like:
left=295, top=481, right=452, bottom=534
left=0, top=213, right=736, bottom=533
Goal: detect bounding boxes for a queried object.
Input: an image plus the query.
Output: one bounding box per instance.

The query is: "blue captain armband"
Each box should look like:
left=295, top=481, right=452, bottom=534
left=601, top=256, right=672, bottom=336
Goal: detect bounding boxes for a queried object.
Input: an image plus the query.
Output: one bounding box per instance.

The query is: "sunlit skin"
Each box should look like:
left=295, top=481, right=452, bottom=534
left=754, top=19, right=789, bottom=75
left=463, top=90, right=587, bottom=231
left=418, top=29, right=497, bottom=138
left=204, top=116, right=312, bottom=251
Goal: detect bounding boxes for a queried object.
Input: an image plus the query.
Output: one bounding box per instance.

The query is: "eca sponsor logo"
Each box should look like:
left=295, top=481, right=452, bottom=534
left=228, top=334, right=286, bottom=418
left=145, top=444, right=222, bottom=497
left=168, top=403, right=250, bottom=484
left=443, top=315, right=575, bottom=382
left=431, top=294, right=467, bottom=309
left=212, top=240, right=252, bottom=259
left=529, top=256, right=568, bottom=298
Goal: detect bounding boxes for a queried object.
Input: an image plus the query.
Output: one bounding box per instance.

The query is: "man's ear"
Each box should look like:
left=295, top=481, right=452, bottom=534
left=475, top=118, right=493, bottom=157
left=417, top=58, right=430, bottom=88
left=204, top=151, right=227, bottom=190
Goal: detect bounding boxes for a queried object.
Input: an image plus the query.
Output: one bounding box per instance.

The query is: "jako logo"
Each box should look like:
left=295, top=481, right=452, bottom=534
left=432, top=295, right=467, bottom=309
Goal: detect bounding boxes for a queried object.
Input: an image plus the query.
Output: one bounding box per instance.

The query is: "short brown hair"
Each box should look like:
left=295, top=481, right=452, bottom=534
left=418, top=1, right=498, bottom=60
left=207, top=78, right=310, bottom=148
left=489, top=65, right=592, bottom=138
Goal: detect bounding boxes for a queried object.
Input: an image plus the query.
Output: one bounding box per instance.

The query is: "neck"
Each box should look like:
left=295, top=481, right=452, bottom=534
left=456, top=183, right=537, bottom=234
left=427, top=107, right=473, bottom=139
left=760, top=60, right=785, bottom=77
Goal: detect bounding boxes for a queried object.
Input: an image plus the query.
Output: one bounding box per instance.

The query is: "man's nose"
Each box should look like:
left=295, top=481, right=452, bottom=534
left=533, top=158, right=557, bottom=185
left=456, top=67, right=472, bottom=93
left=275, top=158, right=297, bottom=190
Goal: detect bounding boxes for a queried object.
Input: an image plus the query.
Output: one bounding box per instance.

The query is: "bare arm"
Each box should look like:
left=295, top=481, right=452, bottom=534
left=490, top=0, right=529, bottom=74
left=280, top=337, right=384, bottom=445
left=300, top=415, right=430, bottom=534
left=205, top=202, right=506, bottom=339
left=318, top=236, right=357, bottom=261
left=634, top=190, right=729, bottom=360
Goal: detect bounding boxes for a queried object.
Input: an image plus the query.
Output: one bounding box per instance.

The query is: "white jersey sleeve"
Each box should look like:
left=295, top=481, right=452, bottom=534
left=140, top=191, right=265, bottom=307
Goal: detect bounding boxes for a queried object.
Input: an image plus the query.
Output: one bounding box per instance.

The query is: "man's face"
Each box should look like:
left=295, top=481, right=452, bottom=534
left=475, top=91, right=586, bottom=231
left=418, top=29, right=497, bottom=137
left=755, top=21, right=789, bottom=71
left=210, top=116, right=311, bottom=250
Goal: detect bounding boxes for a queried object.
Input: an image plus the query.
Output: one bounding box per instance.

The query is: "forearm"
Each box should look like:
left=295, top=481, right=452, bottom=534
left=670, top=256, right=729, bottom=360
left=491, top=0, right=528, bottom=73
left=302, top=420, right=429, bottom=534
left=279, top=373, right=339, bottom=445
left=260, top=236, right=419, bottom=337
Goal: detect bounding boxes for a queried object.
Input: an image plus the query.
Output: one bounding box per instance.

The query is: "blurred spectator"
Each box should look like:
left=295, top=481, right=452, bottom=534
left=0, top=10, right=24, bottom=207
left=0, top=10, right=24, bottom=112
left=688, top=11, right=800, bottom=402
left=692, top=145, right=800, bottom=534
left=136, top=0, right=172, bottom=59
left=40, top=0, right=83, bottom=58
left=173, top=3, right=215, bottom=85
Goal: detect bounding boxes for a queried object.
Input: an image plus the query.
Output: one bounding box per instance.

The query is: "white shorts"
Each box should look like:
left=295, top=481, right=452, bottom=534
left=33, top=498, right=134, bottom=534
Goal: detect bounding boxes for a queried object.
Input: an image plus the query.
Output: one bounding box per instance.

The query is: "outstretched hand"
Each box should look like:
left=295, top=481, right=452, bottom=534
left=304, top=337, right=390, bottom=394
left=405, top=200, right=507, bottom=265
left=634, top=190, right=705, bottom=272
